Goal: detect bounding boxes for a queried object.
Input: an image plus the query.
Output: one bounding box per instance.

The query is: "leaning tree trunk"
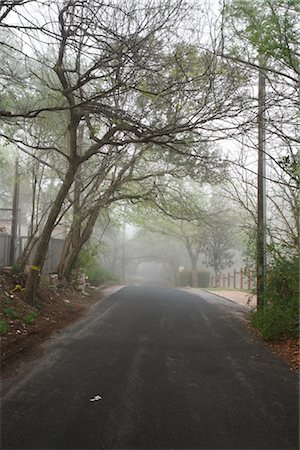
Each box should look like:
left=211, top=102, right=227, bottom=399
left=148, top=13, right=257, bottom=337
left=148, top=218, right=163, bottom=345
left=57, top=174, right=82, bottom=279
left=59, top=212, right=98, bottom=279
left=58, top=207, right=100, bottom=280
left=17, top=234, right=39, bottom=270
left=25, top=163, right=77, bottom=304
left=56, top=230, right=73, bottom=279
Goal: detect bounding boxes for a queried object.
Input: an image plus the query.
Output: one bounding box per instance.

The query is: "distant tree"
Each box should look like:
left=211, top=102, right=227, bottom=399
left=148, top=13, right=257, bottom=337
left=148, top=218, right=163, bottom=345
left=202, top=216, right=236, bottom=281
left=130, top=179, right=211, bottom=287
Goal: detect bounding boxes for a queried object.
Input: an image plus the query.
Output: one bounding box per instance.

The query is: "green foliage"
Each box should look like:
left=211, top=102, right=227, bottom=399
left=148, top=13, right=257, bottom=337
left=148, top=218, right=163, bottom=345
left=76, top=243, right=118, bottom=286
left=0, top=320, right=8, bottom=335
left=23, top=311, right=38, bottom=325
left=5, top=307, right=20, bottom=319
left=226, top=0, right=300, bottom=70
left=176, top=269, right=210, bottom=288
left=250, top=255, right=299, bottom=339
left=76, top=244, right=99, bottom=270
left=86, top=266, right=118, bottom=286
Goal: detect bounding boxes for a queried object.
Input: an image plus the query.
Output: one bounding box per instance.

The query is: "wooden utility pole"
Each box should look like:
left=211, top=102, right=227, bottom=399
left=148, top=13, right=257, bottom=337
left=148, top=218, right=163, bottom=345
left=9, top=158, right=20, bottom=266
left=257, top=57, right=267, bottom=310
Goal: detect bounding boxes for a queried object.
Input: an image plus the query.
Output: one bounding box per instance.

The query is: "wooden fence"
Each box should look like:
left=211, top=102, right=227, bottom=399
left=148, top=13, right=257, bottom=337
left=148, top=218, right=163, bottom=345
left=210, top=268, right=256, bottom=290
left=0, top=235, right=64, bottom=273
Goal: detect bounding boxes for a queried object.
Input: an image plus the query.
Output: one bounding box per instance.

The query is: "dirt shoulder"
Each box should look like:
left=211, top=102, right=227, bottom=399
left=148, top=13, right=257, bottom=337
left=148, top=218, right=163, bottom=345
left=192, top=288, right=299, bottom=373
left=0, top=269, right=113, bottom=379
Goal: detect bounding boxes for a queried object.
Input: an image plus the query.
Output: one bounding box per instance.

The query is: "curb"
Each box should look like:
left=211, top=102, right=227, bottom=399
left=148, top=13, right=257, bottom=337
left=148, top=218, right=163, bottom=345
left=202, top=289, right=255, bottom=309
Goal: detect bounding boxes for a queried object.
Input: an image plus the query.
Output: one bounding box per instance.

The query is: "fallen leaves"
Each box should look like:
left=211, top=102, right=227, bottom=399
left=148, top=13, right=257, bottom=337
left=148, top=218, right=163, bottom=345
left=268, top=338, right=299, bottom=372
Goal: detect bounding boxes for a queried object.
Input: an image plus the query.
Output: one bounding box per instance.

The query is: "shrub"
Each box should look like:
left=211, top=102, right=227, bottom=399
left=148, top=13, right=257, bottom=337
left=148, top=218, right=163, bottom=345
left=197, top=270, right=210, bottom=288
left=86, top=266, right=118, bottom=286
left=250, top=255, right=299, bottom=339
left=76, top=245, right=98, bottom=270
left=176, top=270, right=191, bottom=287
left=76, top=245, right=118, bottom=285
left=176, top=269, right=210, bottom=288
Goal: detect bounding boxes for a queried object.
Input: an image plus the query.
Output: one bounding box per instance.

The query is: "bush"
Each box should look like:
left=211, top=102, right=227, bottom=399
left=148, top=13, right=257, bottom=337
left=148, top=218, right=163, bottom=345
left=76, top=244, right=118, bottom=286
left=198, top=270, right=210, bottom=288
left=86, top=266, right=118, bottom=286
left=250, top=255, right=299, bottom=339
left=76, top=245, right=98, bottom=270
left=176, top=269, right=210, bottom=288
left=176, top=270, right=191, bottom=287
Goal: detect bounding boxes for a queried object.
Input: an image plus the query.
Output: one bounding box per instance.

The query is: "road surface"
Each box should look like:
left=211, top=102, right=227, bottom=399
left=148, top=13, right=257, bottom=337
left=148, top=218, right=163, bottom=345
left=1, top=286, right=299, bottom=449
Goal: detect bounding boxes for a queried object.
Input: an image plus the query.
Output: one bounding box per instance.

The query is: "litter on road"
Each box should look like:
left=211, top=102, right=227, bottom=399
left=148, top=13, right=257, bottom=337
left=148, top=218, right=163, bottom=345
left=89, top=395, right=102, bottom=402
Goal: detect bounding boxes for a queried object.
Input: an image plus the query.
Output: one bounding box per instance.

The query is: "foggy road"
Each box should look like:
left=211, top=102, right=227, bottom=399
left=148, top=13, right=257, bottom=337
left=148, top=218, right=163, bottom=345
left=1, top=286, right=299, bottom=449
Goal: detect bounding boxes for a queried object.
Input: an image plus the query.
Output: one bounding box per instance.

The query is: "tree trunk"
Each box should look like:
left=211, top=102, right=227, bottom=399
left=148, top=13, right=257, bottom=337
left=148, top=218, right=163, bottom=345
left=25, top=163, right=77, bottom=304
left=57, top=157, right=82, bottom=280
left=59, top=206, right=99, bottom=280
left=56, top=230, right=73, bottom=279
left=191, top=260, right=198, bottom=288
left=62, top=202, right=102, bottom=278
left=214, top=270, right=220, bottom=287
left=17, top=234, right=39, bottom=270
left=72, top=125, right=83, bottom=251
left=186, top=244, right=199, bottom=288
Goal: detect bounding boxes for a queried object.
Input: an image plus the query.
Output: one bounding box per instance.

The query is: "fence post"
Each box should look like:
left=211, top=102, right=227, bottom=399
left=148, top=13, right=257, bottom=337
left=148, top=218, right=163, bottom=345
left=234, top=269, right=236, bottom=289
left=240, top=268, right=243, bottom=289
left=228, top=272, right=230, bottom=288
left=248, top=269, right=251, bottom=290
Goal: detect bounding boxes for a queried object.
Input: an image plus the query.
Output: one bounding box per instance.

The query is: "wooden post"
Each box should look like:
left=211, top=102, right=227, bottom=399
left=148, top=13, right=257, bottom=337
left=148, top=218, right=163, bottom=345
left=234, top=269, right=236, bottom=289
left=257, top=55, right=267, bottom=309
left=240, top=268, right=243, bottom=290
left=248, top=269, right=251, bottom=290
left=228, top=273, right=230, bottom=288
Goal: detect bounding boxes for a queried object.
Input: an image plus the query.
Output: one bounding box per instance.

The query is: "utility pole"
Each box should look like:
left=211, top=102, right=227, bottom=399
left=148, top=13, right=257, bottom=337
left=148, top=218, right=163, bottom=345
left=257, top=56, right=267, bottom=310
left=9, top=158, right=20, bottom=266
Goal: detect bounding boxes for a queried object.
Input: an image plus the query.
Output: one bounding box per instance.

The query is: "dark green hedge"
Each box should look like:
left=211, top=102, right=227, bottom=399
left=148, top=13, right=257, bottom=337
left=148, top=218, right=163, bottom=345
left=176, top=269, right=210, bottom=288
left=250, top=255, right=299, bottom=339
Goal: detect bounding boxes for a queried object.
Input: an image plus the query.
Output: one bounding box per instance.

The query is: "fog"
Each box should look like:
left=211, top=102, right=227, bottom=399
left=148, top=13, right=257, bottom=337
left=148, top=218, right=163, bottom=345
left=92, top=213, right=244, bottom=289
left=137, top=262, right=169, bottom=286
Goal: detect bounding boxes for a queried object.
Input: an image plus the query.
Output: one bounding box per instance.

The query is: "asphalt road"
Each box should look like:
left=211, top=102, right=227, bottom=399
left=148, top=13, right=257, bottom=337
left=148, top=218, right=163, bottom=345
left=1, top=286, right=299, bottom=449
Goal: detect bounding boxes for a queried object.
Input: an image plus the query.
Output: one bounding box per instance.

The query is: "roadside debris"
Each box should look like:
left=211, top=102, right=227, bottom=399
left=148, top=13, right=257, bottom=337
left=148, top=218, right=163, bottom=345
left=90, top=395, right=102, bottom=402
